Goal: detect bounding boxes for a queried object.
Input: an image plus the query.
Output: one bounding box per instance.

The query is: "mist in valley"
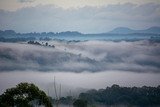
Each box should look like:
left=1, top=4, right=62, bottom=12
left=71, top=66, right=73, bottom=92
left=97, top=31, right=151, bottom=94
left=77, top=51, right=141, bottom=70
left=1, top=0, right=160, bottom=106
left=0, top=40, right=160, bottom=98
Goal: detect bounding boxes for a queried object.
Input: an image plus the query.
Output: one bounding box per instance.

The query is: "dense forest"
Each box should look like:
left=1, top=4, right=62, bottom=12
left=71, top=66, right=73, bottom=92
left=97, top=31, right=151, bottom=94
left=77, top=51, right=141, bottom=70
left=51, top=84, right=160, bottom=106
left=77, top=84, right=160, bottom=106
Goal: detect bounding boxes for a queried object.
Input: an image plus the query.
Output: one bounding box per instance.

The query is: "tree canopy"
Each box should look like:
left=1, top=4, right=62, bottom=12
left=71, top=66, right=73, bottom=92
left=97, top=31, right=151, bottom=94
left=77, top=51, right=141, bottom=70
left=79, top=84, right=160, bottom=106
left=73, top=99, right=87, bottom=107
left=0, top=82, right=52, bottom=107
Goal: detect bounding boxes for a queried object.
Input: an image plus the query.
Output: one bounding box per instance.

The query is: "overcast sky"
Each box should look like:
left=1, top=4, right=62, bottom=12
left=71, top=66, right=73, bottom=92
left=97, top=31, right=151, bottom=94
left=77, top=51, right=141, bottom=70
left=0, top=0, right=160, bottom=33
left=1, top=0, right=160, bottom=11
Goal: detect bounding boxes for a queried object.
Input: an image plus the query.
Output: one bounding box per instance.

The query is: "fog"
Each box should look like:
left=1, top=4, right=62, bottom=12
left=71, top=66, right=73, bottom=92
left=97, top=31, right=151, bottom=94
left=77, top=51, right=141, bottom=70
left=0, top=40, right=160, bottom=97
left=0, top=40, right=160, bottom=73
left=0, top=71, right=160, bottom=97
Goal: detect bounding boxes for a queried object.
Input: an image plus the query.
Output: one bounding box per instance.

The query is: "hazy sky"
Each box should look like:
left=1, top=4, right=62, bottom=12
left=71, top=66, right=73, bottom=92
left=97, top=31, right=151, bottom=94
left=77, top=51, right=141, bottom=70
left=0, top=0, right=160, bottom=33
left=0, top=0, right=160, bottom=11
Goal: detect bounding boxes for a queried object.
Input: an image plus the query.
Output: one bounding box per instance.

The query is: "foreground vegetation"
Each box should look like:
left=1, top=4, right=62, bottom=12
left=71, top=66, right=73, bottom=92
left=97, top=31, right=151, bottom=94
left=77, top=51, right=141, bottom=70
left=51, top=84, right=160, bottom=106
left=51, top=84, right=160, bottom=107
left=0, top=83, right=52, bottom=107
left=1, top=83, right=160, bottom=107
left=78, top=84, right=160, bottom=106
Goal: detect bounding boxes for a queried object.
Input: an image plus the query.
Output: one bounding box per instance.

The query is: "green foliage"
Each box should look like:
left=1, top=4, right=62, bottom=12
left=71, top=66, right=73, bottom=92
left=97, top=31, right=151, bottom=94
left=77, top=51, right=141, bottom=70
left=0, top=82, right=52, bottom=107
left=79, top=84, right=160, bottom=106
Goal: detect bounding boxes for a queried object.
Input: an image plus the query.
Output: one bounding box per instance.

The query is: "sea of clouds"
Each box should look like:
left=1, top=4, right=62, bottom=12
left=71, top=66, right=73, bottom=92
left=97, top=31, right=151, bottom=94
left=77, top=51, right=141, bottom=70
left=0, top=40, right=160, bottom=73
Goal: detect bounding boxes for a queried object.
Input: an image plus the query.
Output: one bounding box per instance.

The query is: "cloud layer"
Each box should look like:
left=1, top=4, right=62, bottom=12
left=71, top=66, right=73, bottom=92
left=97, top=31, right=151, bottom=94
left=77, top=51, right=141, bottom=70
left=0, top=2, right=160, bottom=33
left=17, top=0, right=35, bottom=3
left=1, top=0, right=160, bottom=11
left=0, top=40, right=160, bottom=73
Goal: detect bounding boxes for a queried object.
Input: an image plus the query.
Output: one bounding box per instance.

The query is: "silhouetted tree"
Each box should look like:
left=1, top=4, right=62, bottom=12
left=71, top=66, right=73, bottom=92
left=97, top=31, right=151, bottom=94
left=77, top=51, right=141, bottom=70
left=45, top=42, right=48, bottom=46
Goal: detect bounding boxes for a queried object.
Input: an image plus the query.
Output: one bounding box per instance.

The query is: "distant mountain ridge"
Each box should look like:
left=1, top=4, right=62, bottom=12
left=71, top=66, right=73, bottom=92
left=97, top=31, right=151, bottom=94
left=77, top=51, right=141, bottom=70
left=108, top=26, right=160, bottom=34
left=0, top=26, right=160, bottom=36
left=0, top=27, right=160, bottom=42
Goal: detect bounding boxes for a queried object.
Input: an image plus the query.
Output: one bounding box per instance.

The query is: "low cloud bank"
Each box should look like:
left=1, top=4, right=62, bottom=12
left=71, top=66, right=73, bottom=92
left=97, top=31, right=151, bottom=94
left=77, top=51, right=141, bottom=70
left=0, top=40, right=160, bottom=73
left=0, top=71, right=160, bottom=96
